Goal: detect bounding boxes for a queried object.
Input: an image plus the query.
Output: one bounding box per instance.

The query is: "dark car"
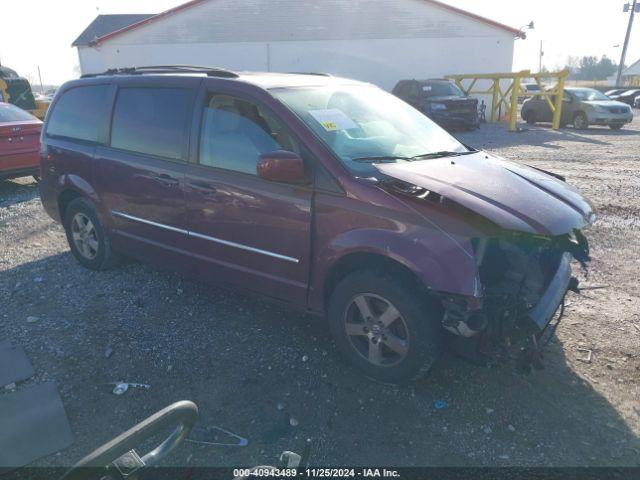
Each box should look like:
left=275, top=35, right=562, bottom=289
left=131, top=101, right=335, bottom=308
left=609, top=89, right=640, bottom=106
left=635, top=95, right=640, bottom=109
left=39, top=66, right=594, bottom=383
left=392, top=79, right=479, bottom=130
left=522, top=87, right=633, bottom=130
left=604, top=88, right=628, bottom=97
left=0, top=102, right=42, bottom=180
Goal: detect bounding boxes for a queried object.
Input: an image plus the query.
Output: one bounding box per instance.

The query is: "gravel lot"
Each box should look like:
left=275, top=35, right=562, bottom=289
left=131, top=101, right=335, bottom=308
left=1, top=117, right=639, bottom=471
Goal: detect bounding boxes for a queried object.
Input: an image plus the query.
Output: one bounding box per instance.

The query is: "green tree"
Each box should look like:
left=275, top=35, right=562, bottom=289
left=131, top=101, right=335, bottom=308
left=568, top=55, right=618, bottom=80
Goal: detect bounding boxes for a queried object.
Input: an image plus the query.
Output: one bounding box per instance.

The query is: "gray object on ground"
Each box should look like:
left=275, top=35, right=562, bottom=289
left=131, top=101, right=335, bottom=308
left=0, top=382, right=74, bottom=471
left=0, top=342, right=35, bottom=387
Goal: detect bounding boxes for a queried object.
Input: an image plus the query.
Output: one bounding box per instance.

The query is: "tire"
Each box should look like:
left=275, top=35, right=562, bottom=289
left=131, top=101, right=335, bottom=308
left=328, top=270, right=443, bottom=384
left=609, top=124, right=623, bottom=130
left=573, top=112, right=588, bottom=130
left=524, top=110, right=536, bottom=125
left=63, top=197, right=117, bottom=270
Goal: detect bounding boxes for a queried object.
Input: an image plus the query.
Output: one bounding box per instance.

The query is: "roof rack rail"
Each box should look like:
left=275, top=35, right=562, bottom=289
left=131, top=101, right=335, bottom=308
left=287, top=71, right=333, bottom=77
left=81, top=65, right=239, bottom=79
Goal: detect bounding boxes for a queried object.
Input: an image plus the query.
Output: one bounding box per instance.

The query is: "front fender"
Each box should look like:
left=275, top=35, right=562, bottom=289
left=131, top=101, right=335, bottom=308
left=310, top=226, right=478, bottom=312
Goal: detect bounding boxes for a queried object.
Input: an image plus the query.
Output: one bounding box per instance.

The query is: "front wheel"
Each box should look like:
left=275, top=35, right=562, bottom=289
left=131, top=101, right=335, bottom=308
left=609, top=124, right=623, bottom=130
left=573, top=112, right=589, bottom=130
left=328, top=270, right=443, bottom=383
left=63, top=197, right=118, bottom=270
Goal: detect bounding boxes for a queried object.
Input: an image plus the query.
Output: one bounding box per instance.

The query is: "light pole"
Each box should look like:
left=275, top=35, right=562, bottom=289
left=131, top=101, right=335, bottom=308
left=539, top=41, right=544, bottom=73
left=616, top=0, right=638, bottom=86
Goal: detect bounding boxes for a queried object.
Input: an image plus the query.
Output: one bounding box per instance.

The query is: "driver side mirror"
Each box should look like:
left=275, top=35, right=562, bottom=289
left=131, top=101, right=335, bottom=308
left=257, top=150, right=306, bottom=184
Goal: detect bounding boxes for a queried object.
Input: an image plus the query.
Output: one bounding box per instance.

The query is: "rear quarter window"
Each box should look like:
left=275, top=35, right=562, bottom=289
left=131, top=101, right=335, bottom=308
left=46, top=85, right=109, bottom=142
left=110, top=87, right=190, bottom=160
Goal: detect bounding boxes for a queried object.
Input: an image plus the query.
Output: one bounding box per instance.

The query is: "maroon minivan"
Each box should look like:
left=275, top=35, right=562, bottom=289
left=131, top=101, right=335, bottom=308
left=39, top=66, right=594, bottom=382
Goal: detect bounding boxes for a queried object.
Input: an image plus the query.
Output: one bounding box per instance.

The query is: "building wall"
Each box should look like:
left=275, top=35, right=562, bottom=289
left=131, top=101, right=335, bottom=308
left=79, top=36, right=513, bottom=91
left=100, top=0, right=514, bottom=44
left=77, top=0, right=515, bottom=92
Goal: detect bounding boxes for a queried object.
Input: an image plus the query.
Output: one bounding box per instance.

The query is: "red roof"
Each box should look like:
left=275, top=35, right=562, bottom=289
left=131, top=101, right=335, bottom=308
left=91, top=0, right=523, bottom=46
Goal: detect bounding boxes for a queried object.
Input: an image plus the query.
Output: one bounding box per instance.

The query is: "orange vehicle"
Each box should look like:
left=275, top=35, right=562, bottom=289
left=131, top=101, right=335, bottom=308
left=0, top=102, right=42, bottom=180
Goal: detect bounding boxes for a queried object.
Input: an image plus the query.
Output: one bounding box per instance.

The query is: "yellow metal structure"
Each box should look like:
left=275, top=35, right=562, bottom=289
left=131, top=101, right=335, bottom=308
left=445, top=69, right=569, bottom=131
left=0, top=78, right=49, bottom=120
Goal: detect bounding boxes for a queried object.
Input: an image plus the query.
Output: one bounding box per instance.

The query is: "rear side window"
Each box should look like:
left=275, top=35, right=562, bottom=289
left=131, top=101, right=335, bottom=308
left=110, top=88, right=190, bottom=160
left=46, top=85, right=109, bottom=142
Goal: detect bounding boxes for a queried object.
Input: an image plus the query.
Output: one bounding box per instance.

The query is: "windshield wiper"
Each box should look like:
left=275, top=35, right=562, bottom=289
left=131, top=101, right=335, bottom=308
left=351, top=155, right=410, bottom=163
left=351, top=150, right=476, bottom=163
left=409, top=150, right=476, bottom=160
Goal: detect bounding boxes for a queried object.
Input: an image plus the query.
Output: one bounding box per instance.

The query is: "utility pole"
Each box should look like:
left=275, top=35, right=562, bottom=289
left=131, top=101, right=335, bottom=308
left=616, top=0, right=638, bottom=86
left=539, top=40, right=544, bottom=72
left=37, top=66, right=44, bottom=94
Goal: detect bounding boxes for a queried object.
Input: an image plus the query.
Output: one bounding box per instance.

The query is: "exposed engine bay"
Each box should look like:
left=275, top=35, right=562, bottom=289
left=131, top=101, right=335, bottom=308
left=440, top=230, right=591, bottom=371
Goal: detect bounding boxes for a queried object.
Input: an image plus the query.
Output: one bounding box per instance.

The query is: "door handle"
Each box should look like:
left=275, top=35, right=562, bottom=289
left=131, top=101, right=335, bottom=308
left=189, top=180, right=217, bottom=194
left=154, top=173, right=179, bottom=187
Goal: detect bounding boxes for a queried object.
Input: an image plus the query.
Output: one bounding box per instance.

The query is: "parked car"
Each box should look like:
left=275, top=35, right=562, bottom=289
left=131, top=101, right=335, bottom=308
left=635, top=95, right=640, bottom=109
left=604, top=88, right=628, bottom=97
left=0, top=102, right=42, bottom=181
left=608, top=89, right=640, bottom=107
left=392, top=79, right=479, bottom=130
left=521, top=87, right=633, bottom=130
left=39, top=67, right=594, bottom=383
left=517, top=82, right=541, bottom=103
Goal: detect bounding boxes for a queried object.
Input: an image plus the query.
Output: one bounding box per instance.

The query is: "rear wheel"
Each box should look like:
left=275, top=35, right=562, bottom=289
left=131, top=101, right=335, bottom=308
left=609, top=124, right=623, bottom=130
left=328, top=270, right=443, bottom=383
left=524, top=110, right=537, bottom=125
left=63, top=197, right=118, bottom=270
left=573, top=112, right=588, bottom=130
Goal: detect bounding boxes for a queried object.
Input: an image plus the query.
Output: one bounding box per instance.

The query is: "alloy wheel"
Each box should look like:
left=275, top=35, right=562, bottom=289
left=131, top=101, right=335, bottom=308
left=71, top=212, right=99, bottom=260
left=343, top=293, right=410, bottom=367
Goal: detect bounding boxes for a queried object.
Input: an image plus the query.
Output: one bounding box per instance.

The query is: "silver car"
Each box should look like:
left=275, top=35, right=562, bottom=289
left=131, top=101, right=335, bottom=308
left=522, top=87, right=633, bottom=130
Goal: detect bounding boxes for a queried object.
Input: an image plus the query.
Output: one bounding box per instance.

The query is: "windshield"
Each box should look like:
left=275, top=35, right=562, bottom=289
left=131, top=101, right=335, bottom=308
left=0, top=102, right=36, bottom=122
left=570, top=89, right=610, bottom=101
left=420, top=81, right=465, bottom=97
left=272, top=84, right=468, bottom=174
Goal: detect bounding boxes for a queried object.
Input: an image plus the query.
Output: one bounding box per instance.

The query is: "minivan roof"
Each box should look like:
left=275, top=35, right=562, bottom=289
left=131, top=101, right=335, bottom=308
left=80, top=66, right=369, bottom=90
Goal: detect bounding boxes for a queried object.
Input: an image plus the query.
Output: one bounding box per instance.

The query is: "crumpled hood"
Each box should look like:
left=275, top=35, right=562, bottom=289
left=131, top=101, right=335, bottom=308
left=375, top=151, right=595, bottom=236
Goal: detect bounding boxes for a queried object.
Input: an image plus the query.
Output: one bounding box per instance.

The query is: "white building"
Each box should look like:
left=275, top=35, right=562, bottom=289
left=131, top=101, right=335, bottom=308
left=73, top=0, right=523, bottom=91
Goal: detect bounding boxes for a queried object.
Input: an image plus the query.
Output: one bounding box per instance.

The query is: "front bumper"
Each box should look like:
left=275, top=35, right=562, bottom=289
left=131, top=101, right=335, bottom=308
left=428, top=112, right=479, bottom=129
left=528, top=252, right=572, bottom=330
left=586, top=111, right=633, bottom=126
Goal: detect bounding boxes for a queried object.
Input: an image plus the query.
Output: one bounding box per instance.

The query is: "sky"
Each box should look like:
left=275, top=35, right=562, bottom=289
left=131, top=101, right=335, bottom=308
left=0, top=0, right=638, bottom=86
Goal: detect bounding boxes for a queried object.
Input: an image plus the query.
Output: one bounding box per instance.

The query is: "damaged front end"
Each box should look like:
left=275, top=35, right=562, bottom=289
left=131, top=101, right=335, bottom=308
left=440, top=230, right=590, bottom=371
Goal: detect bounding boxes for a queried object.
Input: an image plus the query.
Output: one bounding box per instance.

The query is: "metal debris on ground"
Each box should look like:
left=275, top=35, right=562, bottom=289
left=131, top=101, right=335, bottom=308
left=577, top=349, right=593, bottom=363
left=0, top=382, right=74, bottom=469
left=108, top=382, right=151, bottom=395
left=0, top=341, right=35, bottom=387
left=186, top=425, right=248, bottom=447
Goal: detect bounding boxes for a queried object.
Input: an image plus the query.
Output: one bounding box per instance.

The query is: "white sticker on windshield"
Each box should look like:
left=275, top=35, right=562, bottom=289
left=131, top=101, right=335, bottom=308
left=422, top=86, right=432, bottom=91
left=309, top=109, right=357, bottom=132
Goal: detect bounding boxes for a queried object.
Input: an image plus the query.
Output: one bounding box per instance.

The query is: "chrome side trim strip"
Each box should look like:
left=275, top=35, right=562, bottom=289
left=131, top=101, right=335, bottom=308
left=112, top=211, right=189, bottom=235
left=112, top=210, right=299, bottom=264
left=188, top=230, right=299, bottom=263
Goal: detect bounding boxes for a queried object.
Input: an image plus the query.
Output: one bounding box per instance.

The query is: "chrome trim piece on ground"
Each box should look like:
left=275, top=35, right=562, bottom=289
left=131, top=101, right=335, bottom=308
left=112, top=210, right=299, bottom=264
